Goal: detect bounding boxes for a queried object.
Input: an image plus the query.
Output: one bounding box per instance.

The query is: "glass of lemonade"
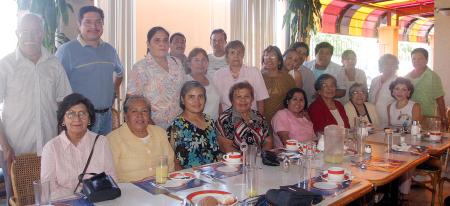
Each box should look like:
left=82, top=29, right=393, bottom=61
left=155, top=155, right=168, bottom=184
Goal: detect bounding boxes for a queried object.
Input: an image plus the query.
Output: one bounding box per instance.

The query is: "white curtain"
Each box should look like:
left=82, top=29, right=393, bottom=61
left=230, top=0, right=277, bottom=68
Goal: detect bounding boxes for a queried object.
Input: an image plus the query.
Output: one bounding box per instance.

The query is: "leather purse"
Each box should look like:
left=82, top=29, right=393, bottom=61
left=261, top=150, right=280, bottom=166
left=74, top=135, right=121, bottom=202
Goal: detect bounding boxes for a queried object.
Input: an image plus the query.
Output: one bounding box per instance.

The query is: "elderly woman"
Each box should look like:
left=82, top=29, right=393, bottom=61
left=282, top=48, right=303, bottom=88
left=186, top=48, right=220, bottom=120
left=341, top=50, right=367, bottom=104
left=108, top=95, right=175, bottom=182
left=344, top=83, right=380, bottom=129
left=387, top=77, right=421, bottom=128
left=369, top=54, right=399, bottom=128
left=262, top=46, right=296, bottom=122
left=308, top=74, right=350, bottom=133
left=167, top=81, right=220, bottom=169
left=216, top=82, right=273, bottom=153
left=41, top=93, right=116, bottom=199
left=213, top=40, right=269, bottom=113
left=271, top=88, right=314, bottom=148
left=127, top=26, right=186, bottom=129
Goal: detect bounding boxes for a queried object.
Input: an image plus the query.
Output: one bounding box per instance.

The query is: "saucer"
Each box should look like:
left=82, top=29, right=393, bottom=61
left=216, top=165, right=240, bottom=173
left=222, top=160, right=242, bottom=165
left=313, top=182, right=338, bottom=190
left=321, top=172, right=351, bottom=182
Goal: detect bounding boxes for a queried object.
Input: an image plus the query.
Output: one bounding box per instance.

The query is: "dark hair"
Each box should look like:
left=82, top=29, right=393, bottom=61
left=314, top=74, right=337, bottom=91
left=261, top=45, right=283, bottom=70
left=228, top=82, right=254, bottom=103
left=341, top=50, right=356, bottom=59
left=169, top=32, right=186, bottom=43
left=283, top=88, right=308, bottom=110
left=411, top=48, right=428, bottom=60
left=78, top=6, right=104, bottom=23
left=180, top=81, right=206, bottom=110
left=225, top=40, right=245, bottom=59
left=378, top=54, right=399, bottom=73
left=282, top=48, right=298, bottom=58
left=186, top=48, right=209, bottom=74
left=290, top=42, right=310, bottom=57
left=389, top=77, right=415, bottom=100
left=123, top=95, right=151, bottom=116
left=146, top=26, right=170, bottom=54
left=57, top=93, right=95, bottom=132
left=314, top=42, right=334, bottom=56
left=210, top=29, right=227, bottom=41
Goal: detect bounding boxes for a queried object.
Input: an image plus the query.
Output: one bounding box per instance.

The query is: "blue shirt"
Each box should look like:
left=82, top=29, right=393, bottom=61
left=56, top=36, right=123, bottom=108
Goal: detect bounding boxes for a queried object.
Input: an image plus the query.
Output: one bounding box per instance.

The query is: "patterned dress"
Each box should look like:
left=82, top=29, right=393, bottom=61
left=167, top=114, right=220, bottom=169
left=216, top=108, right=270, bottom=150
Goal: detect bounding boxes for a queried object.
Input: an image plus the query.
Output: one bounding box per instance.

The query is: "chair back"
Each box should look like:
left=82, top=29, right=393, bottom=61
left=10, top=153, right=41, bottom=206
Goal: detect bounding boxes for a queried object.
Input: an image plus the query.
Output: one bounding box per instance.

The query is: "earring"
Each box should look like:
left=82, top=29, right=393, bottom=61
left=61, top=123, right=65, bottom=127
left=88, top=122, right=91, bottom=125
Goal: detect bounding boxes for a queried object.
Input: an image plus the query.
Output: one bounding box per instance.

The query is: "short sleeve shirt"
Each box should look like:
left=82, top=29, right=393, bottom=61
left=213, top=65, right=269, bottom=110
left=216, top=108, right=269, bottom=150
left=407, top=68, right=445, bottom=116
left=303, top=60, right=346, bottom=90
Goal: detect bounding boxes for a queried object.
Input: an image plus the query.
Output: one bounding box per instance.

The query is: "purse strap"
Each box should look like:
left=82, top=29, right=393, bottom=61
left=74, top=134, right=101, bottom=193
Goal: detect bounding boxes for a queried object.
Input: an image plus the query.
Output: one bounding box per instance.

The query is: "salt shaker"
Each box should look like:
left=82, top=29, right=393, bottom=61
left=282, top=156, right=290, bottom=172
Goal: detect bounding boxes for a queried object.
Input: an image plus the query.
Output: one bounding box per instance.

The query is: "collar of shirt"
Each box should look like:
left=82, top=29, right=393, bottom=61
left=77, top=35, right=104, bottom=47
left=230, top=107, right=262, bottom=125
left=59, top=130, right=95, bottom=151
left=15, top=46, right=52, bottom=63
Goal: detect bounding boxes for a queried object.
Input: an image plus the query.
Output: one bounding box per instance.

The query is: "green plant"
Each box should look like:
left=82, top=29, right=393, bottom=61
left=283, top=0, right=322, bottom=44
left=17, top=0, right=74, bottom=52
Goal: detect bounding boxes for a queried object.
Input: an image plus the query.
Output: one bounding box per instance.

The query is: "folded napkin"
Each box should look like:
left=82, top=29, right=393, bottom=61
left=266, top=185, right=323, bottom=206
left=392, top=143, right=411, bottom=152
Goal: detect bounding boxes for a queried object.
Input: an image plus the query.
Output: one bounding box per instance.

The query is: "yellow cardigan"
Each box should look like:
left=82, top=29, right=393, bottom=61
left=108, top=123, right=175, bottom=183
left=344, top=102, right=380, bottom=129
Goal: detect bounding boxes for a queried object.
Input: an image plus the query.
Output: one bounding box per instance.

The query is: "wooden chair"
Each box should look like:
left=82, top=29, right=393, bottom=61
left=9, top=153, right=41, bottom=206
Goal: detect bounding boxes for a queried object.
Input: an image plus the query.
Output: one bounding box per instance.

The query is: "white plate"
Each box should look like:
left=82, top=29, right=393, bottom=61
left=216, top=165, right=240, bottom=173
left=169, top=172, right=195, bottom=180
left=313, top=182, right=338, bottom=190
left=222, top=160, right=242, bottom=165
left=187, top=190, right=237, bottom=205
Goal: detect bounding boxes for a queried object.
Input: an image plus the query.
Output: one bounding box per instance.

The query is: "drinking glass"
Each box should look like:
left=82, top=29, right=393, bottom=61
left=33, top=180, right=51, bottom=206
left=245, top=167, right=259, bottom=198
left=155, top=156, right=169, bottom=184
left=244, top=145, right=258, bottom=169
left=429, top=119, right=442, bottom=140
left=298, top=157, right=311, bottom=189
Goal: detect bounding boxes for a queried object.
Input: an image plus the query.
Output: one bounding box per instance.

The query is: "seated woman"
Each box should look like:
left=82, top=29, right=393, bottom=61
left=108, top=95, right=175, bottom=182
left=344, top=83, right=380, bottom=129
left=387, top=77, right=421, bottom=129
left=271, top=88, right=314, bottom=148
left=41, top=93, right=116, bottom=199
left=216, top=82, right=273, bottom=152
left=167, top=81, right=220, bottom=169
left=308, top=74, right=350, bottom=133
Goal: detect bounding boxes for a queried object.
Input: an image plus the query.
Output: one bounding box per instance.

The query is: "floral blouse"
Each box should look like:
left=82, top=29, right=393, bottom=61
left=216, top=108, right=269, bottom=150
left=127, top=55, right=187, bottom=129
left=167, top=114, right=220, bottom=169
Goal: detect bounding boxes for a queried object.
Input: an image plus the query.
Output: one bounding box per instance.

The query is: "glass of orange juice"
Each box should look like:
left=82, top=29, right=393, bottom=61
left=155, top=156, right=168, bottom=184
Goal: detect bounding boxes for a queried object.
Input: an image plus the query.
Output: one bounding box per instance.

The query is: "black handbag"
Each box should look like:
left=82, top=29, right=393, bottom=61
left=74, top=135, right=121, bottom=202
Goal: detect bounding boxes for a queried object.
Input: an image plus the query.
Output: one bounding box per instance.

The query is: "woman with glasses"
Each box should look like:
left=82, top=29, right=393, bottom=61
left=41, top=93, right=116, bottom=199
left=308, top=74, right=350, bottom=133
left=344, top=83, right=379, bottom=129
left=261, top=46, right=296, bottom=122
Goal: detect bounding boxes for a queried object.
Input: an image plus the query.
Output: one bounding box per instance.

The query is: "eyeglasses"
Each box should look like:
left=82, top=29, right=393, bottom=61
left=352, top=91, right=366, bottom=95
left=65, top=111, right=89, bottom=120
left=82, top=20, right=103, bottom=27
left=263, top=55, right=278, bottom=60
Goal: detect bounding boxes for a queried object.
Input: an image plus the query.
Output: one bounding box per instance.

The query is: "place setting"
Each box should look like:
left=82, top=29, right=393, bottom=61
left=133, top=171, right=209, bottom=195
left=195, top=152, right=244, bottom=180
left=306, top=167, right=357, bottom=196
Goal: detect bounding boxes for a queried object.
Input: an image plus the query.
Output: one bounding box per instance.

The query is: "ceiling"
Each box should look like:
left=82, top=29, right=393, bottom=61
left=320, top=0, right=435, bottom=43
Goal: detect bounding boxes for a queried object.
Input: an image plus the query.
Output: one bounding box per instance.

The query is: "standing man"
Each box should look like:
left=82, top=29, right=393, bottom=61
left=290, top=42, right=316, bottom=103
left=406, top=48, right=446, bottom=125
left=56, top=6, right=123, bottom=135
left=207, top=29, right=228, bottom=75
left=303, top=42, right=346, bottom=98
left=0, top=13, right=72, bottom=200
left=169, top=32, right=188, bottom=71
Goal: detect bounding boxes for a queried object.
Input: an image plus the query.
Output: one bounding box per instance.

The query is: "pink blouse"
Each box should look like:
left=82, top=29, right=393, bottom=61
left=40, top=131, right=116, bottom=200
left=271, top=108, right=314, bottom=148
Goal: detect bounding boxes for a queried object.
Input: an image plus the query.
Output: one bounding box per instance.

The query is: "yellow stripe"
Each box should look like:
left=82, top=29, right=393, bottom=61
left=373, top=0, right=412, bottom=6
left=75, top=61, right=114, bottom=69
left=349, top=7, right=374, bottom=36
left=408, top=19, right=426, bottom=42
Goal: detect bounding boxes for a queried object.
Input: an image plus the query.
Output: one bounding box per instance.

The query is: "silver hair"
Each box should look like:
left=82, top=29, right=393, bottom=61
left=17, top=12, right=45, bottom=31
left=123, top=95, right=151, bottom=116
left=348, top=83, right=368, bottom=100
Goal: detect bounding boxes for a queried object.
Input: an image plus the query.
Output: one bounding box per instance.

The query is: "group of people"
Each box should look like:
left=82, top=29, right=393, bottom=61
left=0, top=5, right=446, bottom=200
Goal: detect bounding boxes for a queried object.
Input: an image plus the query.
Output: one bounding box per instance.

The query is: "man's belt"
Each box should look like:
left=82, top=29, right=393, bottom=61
left=94, top=108, right=110, bottom=113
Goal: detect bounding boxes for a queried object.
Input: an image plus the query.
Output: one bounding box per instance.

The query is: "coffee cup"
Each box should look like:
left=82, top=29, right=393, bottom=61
left=285, top=139, right=299, bottom=151
left=223, top=152, right=242, bottom=163
left=327, top=167, right=345, bottom=182
left=430, top=130, right=442, bottom=141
